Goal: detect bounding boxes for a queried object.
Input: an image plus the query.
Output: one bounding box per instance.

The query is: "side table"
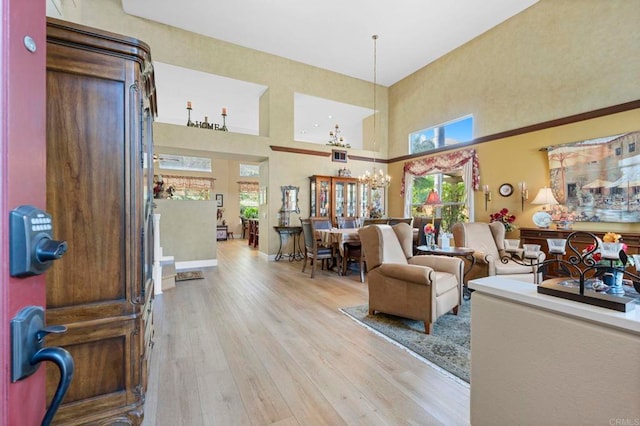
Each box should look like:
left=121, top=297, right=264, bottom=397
left=416, top=245, right=476, bottom=300
left=274, top=226, right=304, bottom=261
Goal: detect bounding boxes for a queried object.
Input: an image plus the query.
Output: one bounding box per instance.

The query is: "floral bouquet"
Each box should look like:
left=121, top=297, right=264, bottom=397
left=423, top=223, right=436, bottom=247
left=582, top=232, right=634, bottom=268
left=424, top=223, right=436, bottom=235
left=489, top=208, right=517, bottom=232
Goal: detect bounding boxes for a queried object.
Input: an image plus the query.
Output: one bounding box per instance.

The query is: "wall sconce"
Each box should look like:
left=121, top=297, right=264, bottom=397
left=519, top=182, right=529, bottom=211
left=482, top=185, right=491, bottom=211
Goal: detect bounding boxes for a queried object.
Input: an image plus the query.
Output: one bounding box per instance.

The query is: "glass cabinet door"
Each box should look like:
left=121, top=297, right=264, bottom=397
left=310, top=175, right=331, bottom=218
left=345, top=181, right=357, bottom=217
left=319, top=179, right=330, bottom=217
left=334, top=181, right=345, bottom=218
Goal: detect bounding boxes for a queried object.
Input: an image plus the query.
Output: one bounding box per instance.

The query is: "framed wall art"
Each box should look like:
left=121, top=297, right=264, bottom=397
left=547, top=131, right=640, bottom=223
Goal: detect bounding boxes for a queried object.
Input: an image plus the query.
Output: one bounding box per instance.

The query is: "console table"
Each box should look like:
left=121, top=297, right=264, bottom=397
left=273, top=226, right=304, bottom=261
left=520, top=227, right=640, bottom=276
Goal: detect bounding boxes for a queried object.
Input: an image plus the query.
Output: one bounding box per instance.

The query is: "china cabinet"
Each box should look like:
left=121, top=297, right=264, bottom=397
left=45, top=18, right=156, bottom=425
left=309, top=175, right=363, bottom=226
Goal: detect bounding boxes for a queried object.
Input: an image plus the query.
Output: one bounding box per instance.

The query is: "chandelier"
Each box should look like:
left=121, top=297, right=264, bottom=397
left=327, top=124, right=351, bottom=148
left=359, top=34, right=390, bottom=190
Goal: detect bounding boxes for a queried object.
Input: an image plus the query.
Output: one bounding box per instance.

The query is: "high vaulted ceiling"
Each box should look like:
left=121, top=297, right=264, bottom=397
left=122, top=0, right=538, bottom=86
left=115, top=0, right=540, bottom=146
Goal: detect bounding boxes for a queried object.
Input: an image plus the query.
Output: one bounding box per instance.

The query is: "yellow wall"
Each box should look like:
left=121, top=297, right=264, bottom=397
left=388, top=109, right=640, bottom=234
left=388, top=0, right=640, bottom=157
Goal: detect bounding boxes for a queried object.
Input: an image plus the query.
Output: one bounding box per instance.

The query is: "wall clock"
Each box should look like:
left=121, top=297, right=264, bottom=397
left=499, top=183, right=513, bottom=197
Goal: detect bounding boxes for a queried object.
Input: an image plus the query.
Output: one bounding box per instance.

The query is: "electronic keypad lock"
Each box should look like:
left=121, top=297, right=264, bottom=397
left=10, top=205, right=67, bottom=277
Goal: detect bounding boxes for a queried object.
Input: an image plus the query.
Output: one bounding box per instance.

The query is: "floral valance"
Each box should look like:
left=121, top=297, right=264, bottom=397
left=401, top=148, right=480, bottom=195
left=238, top=181, right=259, bottom=192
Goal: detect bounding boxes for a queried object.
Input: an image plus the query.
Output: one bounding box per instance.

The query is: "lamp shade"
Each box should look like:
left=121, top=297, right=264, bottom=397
left=424, top=189, right=441, bottom=205
left=531, top=187, right=559, bottom=206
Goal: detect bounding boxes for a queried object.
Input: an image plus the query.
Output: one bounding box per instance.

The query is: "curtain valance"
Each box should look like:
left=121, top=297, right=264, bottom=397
left=401, top=148, right=480, bottom=195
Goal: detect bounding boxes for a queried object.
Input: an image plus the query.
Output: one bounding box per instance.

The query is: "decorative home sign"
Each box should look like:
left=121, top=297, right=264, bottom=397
left=547, top=131, right=640, bottom=223
left=186, top=101, right=228, bottom=131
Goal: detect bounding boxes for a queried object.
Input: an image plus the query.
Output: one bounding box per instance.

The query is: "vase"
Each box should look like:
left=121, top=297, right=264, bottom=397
left=603, top=269, right=624, bottom=295
left=425, top=233, right=435, bottom=249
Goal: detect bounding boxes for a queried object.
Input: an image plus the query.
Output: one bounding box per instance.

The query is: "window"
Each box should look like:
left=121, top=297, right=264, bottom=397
left=410, top=116, right=473, bottom=155
left=240, top=164, right=259, bottom=177
left=238, top=181, right=259, bottom=217
left=629, top=142, right=636, bottom=153
left=402, top=148, right=478, bottom=230
left=411, top=171, right=467, bottom=231
left=157, top=154, right=212, bottom=172
left=615, top=146, right=622, bottom=156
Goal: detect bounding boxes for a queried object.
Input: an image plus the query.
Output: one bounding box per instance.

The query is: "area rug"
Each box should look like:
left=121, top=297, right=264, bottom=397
left=175, top=271, right=204, bottom=282
left=340, top=302, right=470, bottom=383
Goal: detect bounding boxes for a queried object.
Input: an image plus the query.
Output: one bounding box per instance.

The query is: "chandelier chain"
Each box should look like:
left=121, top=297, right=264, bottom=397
left=358, top=34, right=390, bottom=191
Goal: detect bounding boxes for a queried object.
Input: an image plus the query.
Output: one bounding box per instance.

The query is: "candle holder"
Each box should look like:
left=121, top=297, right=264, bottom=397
left=219, top=111, right=228, bottom=132
left=186, top=106, right=194, bottom=126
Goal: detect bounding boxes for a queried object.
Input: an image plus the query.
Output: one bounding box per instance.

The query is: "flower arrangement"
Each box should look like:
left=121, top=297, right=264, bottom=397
left=550, top=205, right=577, bottom=222
left=423, top=223, right=436, bottom=247
left=489, top=208, right=517, bottom=232
left=423, top=223, right=436, bottom=235
left=582, top=232, right=635, bottom=268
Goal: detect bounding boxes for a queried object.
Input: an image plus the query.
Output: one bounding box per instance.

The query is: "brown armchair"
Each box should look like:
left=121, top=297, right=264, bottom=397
left=451, top=221, right=544, bottom=283
left=358, top=223, right=463, bottom=334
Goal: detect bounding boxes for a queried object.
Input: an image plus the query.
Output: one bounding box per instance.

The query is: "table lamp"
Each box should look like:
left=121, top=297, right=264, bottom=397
left=424, top=189, right=441, bottom=225
left=530, top=187, right=559, bottom=228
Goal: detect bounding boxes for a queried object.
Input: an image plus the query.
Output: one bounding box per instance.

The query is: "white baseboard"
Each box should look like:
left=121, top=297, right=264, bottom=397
left=176, top=259, right=217, bottom=271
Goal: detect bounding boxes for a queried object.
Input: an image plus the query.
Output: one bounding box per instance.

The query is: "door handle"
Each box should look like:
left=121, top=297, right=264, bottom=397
left=11, top=306, right=74, bottom=426
left=31, top=346, right=74, bottom=426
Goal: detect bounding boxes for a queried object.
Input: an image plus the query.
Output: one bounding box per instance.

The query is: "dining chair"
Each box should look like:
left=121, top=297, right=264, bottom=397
left=300, top=218, right=334, bottom=278
left=311, top=217, right=332, bottom=230
left=414, top=217, right=442, bottom=254
left=388, top=217, right=413, bottom=226
left=337, top=216, right=359, bottom=229
left=336, top=217, right=364, bottom=281
left=363, top=218, right=389, bottom=226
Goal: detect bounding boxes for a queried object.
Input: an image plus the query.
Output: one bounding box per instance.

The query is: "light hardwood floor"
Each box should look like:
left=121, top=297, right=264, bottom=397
left=143, top=239, right=470, bottom=425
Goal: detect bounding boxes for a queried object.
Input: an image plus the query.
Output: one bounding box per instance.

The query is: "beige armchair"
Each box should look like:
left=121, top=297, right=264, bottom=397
left=451, top=222, right=544, bottom=284
left=358, top=223, right=463, bottom=334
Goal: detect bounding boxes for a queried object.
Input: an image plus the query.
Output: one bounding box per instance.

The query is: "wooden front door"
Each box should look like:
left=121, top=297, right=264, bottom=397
left=1, top=0, right=49, bottom=424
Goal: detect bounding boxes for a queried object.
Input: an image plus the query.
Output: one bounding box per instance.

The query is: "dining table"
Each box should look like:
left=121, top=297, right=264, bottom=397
left=315, top=228, right=361, bottom=276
